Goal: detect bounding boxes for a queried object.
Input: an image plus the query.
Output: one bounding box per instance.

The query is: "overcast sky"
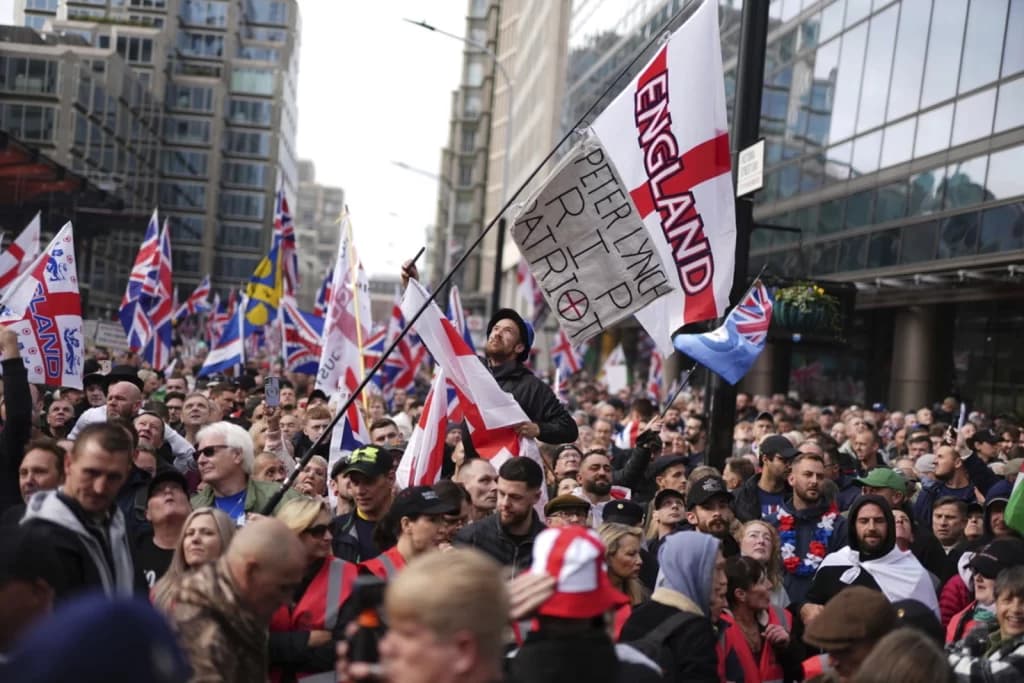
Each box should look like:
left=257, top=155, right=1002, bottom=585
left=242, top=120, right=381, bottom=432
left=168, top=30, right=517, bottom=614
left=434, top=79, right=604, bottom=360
left=0, top=1, right=468, bottom=277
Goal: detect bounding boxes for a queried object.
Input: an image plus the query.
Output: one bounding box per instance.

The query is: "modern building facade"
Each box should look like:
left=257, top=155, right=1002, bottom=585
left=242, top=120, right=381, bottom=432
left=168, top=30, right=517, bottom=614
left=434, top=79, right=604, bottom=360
left=295, top=158, right=343, bottom=309
left=8, top=0, right=301, bottom=312
left=559, top=0, right=1024, bottom=415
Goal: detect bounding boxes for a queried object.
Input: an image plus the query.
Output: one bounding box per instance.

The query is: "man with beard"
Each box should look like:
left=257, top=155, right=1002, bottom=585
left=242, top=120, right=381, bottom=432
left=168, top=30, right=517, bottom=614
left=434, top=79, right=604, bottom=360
left=683, top=414, right=709, bottom=469
left=574, top=451, right=614, bottom=525
left=457, top=457, right=498, bottom=523
left=455, top=457, right=546, bottom=572
left=685, top=474, right=739, bottom=556
left=801, top=495, right=938, bottom=625
left=764, top=453, right=849, bottom=610
left=915, top=443, right=1001, bottom=531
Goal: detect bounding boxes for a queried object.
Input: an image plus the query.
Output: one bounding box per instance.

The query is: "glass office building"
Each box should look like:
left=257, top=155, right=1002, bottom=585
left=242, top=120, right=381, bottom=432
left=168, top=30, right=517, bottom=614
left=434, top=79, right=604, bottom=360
left=565, top=0, right=1024, bottom=414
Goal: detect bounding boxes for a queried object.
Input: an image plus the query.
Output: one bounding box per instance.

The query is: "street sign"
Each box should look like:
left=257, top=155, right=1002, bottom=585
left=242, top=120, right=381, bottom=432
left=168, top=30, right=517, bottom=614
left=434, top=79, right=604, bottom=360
left=736, top=139, right=765, bottom=198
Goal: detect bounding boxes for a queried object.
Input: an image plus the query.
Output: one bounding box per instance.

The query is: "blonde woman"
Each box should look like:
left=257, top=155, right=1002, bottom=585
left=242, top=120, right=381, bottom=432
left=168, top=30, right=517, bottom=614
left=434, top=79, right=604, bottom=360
left=597, top=522, right=648, bottom=640
left=738, top=519, right=789, bottom=608
left=271, top=496, right=359, bottom=682
left=152, top=507, right=236, bottom=611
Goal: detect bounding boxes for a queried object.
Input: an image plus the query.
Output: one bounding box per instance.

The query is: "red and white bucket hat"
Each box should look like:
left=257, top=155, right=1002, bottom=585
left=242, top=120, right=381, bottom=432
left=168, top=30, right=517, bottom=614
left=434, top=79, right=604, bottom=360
left=529, top=526, right=629, bottom=619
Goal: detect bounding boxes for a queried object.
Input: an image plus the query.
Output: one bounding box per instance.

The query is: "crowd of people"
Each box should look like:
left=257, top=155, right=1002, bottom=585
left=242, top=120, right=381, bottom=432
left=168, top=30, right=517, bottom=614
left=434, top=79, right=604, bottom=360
left=1, top=298, right=1024, bottom=682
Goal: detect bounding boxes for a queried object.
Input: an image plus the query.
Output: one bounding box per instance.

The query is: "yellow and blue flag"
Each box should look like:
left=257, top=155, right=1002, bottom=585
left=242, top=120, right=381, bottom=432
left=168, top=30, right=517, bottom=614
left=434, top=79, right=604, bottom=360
left=244, top=236, right=283, bottom=329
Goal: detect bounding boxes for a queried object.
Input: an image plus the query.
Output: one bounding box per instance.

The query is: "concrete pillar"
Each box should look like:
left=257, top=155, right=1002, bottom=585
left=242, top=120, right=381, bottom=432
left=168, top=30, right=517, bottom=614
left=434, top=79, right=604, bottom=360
left=741, top=340, right=775, bottom=397
left=889, top=305, right=935, bottom=411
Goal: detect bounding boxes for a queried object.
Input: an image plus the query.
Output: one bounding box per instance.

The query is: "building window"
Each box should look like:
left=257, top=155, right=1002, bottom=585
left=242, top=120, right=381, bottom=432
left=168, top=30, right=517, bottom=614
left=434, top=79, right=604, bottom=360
left=228, top=98, right=273, bottom=125
left=237, top=44, right=280, bottom=61
left=171, top=215, right=205, bottom=243
left=224, top=129, right=271, bottom=157
left=214, top=254, right=261, bottom=279
left=244, top=0, right=289, bottom=26
left=0, top=56, right=58, bottom=94
left=217, top=223, right=264, bottom=248
left=458, top=160, right=474, bottom=187
left=160, top=149, right=208, bottom=177
left=164, top=116, right=211, bottom=143
left=177, top=32, right=224, bottom=59
left=460, top=125, right=476, bottom=153
left=116, top=36, right=154, bottom=64
left=231, top=67, right=274, bottom=95
left=166, top=83, right=214, bottom=112
left=181, top=0, right=228, bottom=28
left=160, top=183, right=206, bottom=209
left=173, top=249, right=202, bottom=275
left=222, top=161, right=267, bottom=187
left=219, top=192, right=265, bottom=219
left=0, top=103, right=56, bottom=142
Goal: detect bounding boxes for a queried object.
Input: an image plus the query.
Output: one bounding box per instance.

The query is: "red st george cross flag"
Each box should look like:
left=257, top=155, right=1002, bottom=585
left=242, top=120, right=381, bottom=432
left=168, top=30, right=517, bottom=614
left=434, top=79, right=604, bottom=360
left=591, top=0, right=736, bottom=356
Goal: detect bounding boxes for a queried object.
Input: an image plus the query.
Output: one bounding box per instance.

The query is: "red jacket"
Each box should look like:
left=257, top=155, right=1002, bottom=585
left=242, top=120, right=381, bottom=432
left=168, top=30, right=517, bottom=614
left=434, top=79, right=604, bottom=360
left=947, top=601, right=983, bottom=645
left=940, top=573, right=972, bottom=627
left=358, top=545, right=406, bottom=579
left=719, top=605, right=791, bottom=683
left=269, top=557, right=358, bottom=682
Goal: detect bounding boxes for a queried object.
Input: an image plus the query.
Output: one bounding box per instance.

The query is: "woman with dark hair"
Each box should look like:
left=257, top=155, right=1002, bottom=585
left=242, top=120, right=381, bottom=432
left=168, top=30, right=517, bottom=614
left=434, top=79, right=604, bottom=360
left=719, top=555, right=803, bottom=683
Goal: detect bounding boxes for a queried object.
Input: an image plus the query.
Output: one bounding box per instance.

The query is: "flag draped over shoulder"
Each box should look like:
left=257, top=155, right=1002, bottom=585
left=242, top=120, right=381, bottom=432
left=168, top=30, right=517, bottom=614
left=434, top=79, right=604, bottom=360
left=0, top=223, right=84, bottom=389
left=0, top=212, right=40, bottom=288
left=589, top=0, right=735, bottom=355
left=119, top=209, right=160, bottom=351
left=672, top=281, right=773, bottom=385
left=198, top=294, right=245, bottom=377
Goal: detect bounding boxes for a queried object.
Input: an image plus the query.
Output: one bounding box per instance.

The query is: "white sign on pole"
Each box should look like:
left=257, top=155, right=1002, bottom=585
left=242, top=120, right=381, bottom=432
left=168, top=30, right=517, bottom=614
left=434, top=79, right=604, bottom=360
left=736, top=139, right=765, bottom=197
left=93, top=321, right=131, bottom=351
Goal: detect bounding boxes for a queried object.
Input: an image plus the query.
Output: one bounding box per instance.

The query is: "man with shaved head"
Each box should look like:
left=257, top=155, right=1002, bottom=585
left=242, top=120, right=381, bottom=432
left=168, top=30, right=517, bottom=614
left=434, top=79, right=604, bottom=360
left=169, top=517, right=306, bottom=681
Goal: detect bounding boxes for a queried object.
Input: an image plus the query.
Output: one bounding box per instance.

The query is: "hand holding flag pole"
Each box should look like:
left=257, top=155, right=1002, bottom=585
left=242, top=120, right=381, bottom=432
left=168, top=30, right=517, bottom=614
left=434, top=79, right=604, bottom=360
left=259, top=3, right=697, bottom=515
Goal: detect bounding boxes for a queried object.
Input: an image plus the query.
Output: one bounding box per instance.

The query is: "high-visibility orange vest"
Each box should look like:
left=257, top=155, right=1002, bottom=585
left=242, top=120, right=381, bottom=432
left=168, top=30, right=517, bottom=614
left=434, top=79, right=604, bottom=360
left=802, top=653, right=832, bottom=680
left=269, top=557, right=358, bottom=683
left=720, top=605, right=792, bottom=683
left=946, top=601, right=981, bottom=645
left=357, top=545, right=406, bottom=579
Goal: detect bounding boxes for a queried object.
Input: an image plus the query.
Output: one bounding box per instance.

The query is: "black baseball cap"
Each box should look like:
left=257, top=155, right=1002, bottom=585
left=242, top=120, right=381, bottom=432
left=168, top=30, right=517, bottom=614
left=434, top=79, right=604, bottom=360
left=391, top=485, right=459, bottom=518
left=342, top=445, right=393, bottom=479
left=686, top=474, right=731, bottom=509
left=651, top=455, right=689, bottom=477
left=147, top=467, right=188, bottom=499
left=969, top=428, right=1000, bottom=446
left=969, top=539, right=1024, bottom=579
left=755, top=411, right=775, bottom=423
left=654, top=488, right=686, bottom=509
left=603, top=499, right=645, bottom=526
left=760, top=434, right=799, bottom=460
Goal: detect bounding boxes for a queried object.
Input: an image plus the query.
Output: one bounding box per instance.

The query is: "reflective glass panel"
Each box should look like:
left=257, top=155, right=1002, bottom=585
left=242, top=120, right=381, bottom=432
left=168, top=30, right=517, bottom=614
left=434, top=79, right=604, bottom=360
left=856, top=4, right=898, bottom=134
left=812, top=242, right=839, bottom=275
left=851, top=130, right=882, bottom=177
left=779, top=163, right=801, bottom=199
left=914, top=103, right=953, bottom=158
left=820, top=198, right=845, bottom=233
left=937, top=212, right=980, bottom=258
left=978, top=202, right=1024, bottom=253
left=887, top=0, right=931, bottom=121
left=867, top=228, right=901, bottom=267
left=943, top=155, right=988, bottom=209
left=829, top=23, right=868, bottom=142
left=880, top=117, right=916, bottom=168
left=900, top=222, right=938, bottom=263
left=876, top=182, right=908, bottom=222
left=1003, top=0, right=1024, bottom=77
left=951, top=87, right=996, bottom=146
left=994, top=77, right=1024, bottom=133
left=986, top=145, right=1024, bottom=200
left=959, top=0, right=1007, bottom=93
left=820, top=0, right=846, bottom=42
left=807, top=38, right=840, bottom=145
left=837, top=234, right=868, bottom=271
left=845, top=189, right=875, bottom=228
left=920, top=0, right=967, bottom=108
left=845, top=0, right=871, bottom=27
left=825, top=141, right=852, bottom=182
left=909, top=166, right=945, bottom=215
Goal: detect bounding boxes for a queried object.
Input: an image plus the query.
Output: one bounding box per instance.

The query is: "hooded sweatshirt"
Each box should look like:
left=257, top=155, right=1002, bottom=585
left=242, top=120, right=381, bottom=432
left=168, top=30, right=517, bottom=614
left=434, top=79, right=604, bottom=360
left=20, top=489, right=135, bottom=599
left=655, top=530, right=720, bottom=614
left=807, top=495, right=939, bottom=615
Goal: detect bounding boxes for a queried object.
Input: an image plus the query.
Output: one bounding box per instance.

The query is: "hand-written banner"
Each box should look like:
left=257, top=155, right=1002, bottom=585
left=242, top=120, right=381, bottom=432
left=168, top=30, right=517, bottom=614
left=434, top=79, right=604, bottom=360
left=511, top=140, right=672, bottom=343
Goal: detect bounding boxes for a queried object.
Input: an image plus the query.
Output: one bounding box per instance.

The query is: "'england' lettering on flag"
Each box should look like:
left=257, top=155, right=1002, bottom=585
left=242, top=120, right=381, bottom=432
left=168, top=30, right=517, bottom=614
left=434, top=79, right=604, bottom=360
left=0, top=223, right=84, bottom=389
left=591, top=0, right=736, bottom=356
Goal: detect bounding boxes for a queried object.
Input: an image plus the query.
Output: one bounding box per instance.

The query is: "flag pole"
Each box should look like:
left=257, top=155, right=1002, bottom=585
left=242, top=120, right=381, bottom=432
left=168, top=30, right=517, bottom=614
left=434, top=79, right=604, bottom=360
left=344, top=212, right=370, bottom=411
left=259, top=2, right=701, bottom=515
left=659, top=362, right=698, bottom=419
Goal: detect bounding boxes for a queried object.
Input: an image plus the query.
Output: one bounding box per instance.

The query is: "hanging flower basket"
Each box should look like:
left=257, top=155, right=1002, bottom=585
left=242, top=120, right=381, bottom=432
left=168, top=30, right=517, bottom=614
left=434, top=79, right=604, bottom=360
left=773, top=282, right=841, bottom=336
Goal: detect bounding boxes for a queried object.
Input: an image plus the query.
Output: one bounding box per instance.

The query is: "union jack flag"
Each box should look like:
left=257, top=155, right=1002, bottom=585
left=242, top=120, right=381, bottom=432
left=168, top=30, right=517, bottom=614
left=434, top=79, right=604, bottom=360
left=274, top=189, right=299, bottom=296
left=361, top=325, right=388, bottom=393
left=446, top=285, right=474, bottom=353
left=119, top=209, right=160, bottom=351
left=209, top=289, right=237, bottom=346
left=174, top=274, right=212, bottom=321
left=313, top=267, right=332, bottom=318
left=281, top=297, right=323, bottom=375
left=140, top=221, right=173, bottom=370
left=384, top=290, right=427, bottom=399
left=550, top=328, right=585, bottom=375
left=733, top=281, right=774, bottom=346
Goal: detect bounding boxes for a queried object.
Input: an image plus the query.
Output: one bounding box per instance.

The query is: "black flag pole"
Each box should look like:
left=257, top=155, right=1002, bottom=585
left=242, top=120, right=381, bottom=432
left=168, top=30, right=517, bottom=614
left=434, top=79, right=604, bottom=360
left=259, top=1, right=703, bottom=515
left=659, top=362, right=699, bottom=420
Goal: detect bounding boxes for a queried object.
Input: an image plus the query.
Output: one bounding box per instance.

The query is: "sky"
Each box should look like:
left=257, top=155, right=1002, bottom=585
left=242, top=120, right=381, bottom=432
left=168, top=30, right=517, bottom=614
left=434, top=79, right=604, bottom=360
left=0, top=0, right=468, bottom=277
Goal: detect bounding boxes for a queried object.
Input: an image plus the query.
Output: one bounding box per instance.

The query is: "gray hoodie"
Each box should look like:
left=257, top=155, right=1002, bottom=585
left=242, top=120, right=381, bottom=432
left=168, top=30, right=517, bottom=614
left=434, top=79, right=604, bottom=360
left=21, top=489, right=135, bottom=597
left=656, top=531, right=720, bottom=613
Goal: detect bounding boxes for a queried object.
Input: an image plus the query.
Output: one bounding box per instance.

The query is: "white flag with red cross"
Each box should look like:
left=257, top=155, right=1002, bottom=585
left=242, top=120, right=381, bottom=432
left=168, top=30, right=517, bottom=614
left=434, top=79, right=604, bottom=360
left=0, top=212, right=41, bottom=289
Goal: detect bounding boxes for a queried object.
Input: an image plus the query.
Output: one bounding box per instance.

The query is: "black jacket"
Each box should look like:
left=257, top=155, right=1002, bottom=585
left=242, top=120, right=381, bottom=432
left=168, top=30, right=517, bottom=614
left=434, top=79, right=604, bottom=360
left=454, top=511, right=546, bottom=572
left=620, top=599, right=718, bottom=683
left=0, top=357, right=32, bottom=516
left=330, top=511, right=375, bottom=564
left=463, top=360, right=577, bottom=458
left=733, top=473, right=791, bottom=523
left=508, top=628, right=661, bottom=683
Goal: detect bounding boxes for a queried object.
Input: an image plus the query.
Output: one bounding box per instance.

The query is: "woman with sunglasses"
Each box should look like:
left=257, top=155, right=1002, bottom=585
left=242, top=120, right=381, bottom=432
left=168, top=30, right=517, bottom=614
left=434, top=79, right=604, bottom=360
left=269, top=496, right=359, bottom=683
left=152, top=507, right=236, bottom=612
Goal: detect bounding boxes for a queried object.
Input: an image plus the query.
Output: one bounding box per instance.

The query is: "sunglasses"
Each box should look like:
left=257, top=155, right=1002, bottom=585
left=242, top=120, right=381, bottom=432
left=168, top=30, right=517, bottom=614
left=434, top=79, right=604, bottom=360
left=304, top=524, right=331, bottom=538
left=196, top=444, right=232, bottom=458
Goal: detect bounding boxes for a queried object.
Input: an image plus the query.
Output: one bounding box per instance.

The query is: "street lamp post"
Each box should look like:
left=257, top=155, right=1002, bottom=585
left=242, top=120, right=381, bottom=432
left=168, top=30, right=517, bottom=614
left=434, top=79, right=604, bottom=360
left=403, top=18, right=516, bottom=313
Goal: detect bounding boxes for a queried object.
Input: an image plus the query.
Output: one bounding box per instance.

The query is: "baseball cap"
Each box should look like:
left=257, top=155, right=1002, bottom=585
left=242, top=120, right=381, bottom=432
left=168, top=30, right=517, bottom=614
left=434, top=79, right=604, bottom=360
left=651, top=454, right=689, bottom=477
left=342, top=445, right=393, bottom=479
left=486, top=308, right=535, bottom=363
left=803, top=586, right=896, bottom=650
left=686, top=474, right=731, bottom=509
left=654, top=488, right=686, bottom=509
left=893, top=599, right=944, bottom=645
left=755, top=411, right=775, bottom=423
left=390, top=486, right=459, bottom=519
left=854, top=468, right=908, bottom=494
left=603, top=499, right=644, bottom=526
left=759, top=434, right=799, bottom=460
left=147, top=468, right=189, bottom=499
left=969, top=538, right=1024, bottom=579
left=529, top=527, right=629, bottom=619
left=544, top=494, right=591, bottom=517
left=970, top=428, right=1000, bottom=446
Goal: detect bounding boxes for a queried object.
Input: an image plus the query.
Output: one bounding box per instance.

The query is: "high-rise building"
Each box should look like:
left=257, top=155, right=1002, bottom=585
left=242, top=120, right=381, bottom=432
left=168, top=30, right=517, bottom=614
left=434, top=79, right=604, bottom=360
left=9, top=0, right=301, bottom=311
left=295, top=158, right=343, bottom=309
left=562, top=0, right=1024, bottom=414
